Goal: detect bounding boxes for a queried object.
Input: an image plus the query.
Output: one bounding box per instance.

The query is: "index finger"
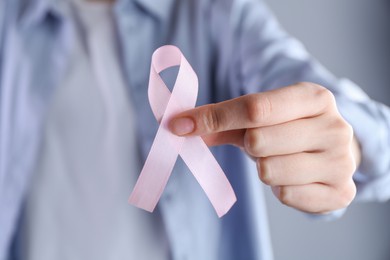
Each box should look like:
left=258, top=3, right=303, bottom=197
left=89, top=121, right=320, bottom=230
left=169, top=83, right=335, bottom=136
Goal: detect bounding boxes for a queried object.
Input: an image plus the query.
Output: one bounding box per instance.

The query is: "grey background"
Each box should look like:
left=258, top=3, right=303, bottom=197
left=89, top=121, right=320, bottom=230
left=262, top=1, right=390, bottom=260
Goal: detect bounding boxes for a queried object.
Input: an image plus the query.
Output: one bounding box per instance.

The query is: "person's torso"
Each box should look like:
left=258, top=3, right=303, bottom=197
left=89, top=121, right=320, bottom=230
left=19, top=1, right=170, bottom=259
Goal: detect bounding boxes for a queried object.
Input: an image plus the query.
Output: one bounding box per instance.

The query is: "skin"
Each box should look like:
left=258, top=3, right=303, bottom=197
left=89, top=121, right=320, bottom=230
left=169, top=82, right=361, bottom=214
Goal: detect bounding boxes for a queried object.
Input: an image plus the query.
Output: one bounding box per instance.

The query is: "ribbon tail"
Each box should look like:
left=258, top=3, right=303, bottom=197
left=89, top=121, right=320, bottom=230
left=180, top=136, right=237, bottom=217
left=128, top=125, right=184, bottom=212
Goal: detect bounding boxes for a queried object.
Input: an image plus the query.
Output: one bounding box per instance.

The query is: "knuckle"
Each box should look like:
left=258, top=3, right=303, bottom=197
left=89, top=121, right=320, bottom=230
left=330, top=152, right=356, bottom=184
left=338, top=181, right=357, bottom=208
left=327, top=154, right=356, bottom=191
left=279, top=187, right=292, bottom=206
left=308, top=83, right=336, bottom=108
left=246, top=95, right=272, bottom=125
left=244, top=129, right=265, bottom=157
left=342, top=153, right=357, bottom=178
left=342, top=153, right=357, bottom=175
left=258, top=158, right=274, bottom=185
left=202, top=104, right=222, bottom=133
left=335, top=117, right=353, bottom=134
left=343, top=122, right=354, bottom=141
left=330, top=118, right=354, bottom=147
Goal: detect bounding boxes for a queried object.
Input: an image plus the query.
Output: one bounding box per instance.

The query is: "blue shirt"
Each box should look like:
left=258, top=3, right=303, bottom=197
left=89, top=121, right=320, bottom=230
left=1, top=0, right=390, bottom=259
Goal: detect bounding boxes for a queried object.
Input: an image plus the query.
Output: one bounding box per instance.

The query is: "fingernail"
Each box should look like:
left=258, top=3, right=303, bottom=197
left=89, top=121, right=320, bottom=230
left=170, top=117, right=195, bottom=136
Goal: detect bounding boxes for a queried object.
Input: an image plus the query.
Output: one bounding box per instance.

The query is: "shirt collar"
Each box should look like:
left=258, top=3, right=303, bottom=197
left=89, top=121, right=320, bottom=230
left=18, top=0, right=174, bottom=30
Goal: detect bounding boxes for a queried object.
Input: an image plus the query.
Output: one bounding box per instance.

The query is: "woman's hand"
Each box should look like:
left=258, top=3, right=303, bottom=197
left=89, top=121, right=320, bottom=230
left=169, top=82, right=360, bottom=214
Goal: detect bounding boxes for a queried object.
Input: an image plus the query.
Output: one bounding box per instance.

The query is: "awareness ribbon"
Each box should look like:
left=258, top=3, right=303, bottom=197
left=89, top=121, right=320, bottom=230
left=128, top=45, right=237, bottom=217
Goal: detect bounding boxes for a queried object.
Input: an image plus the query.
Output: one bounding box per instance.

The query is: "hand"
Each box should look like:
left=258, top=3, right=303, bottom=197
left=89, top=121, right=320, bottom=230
left=169, top=82, right=360, bottom=214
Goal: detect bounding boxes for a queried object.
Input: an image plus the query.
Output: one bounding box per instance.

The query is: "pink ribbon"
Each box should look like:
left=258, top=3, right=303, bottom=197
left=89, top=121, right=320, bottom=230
left=128, top=45, right=237, bottom=217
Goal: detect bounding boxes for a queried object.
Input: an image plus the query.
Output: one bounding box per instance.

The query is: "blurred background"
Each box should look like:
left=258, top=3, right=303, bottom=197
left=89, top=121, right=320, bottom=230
left=263, top=1, right=390, bottom=259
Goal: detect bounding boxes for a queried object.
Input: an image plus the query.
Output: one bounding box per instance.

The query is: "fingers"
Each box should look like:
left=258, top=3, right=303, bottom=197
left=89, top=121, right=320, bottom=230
left=260, top=147, right=356, bottom=214
left=244, top=115, right=353, bottom=157
left=272, top=181, right=356, bottom=214
left=244, top=118, right=321, bottom=157
left=257, top=152, right=356, bottom=187
left=169, top=83, right=336, bottom=136
left=167, top=82, right=357, bottom=214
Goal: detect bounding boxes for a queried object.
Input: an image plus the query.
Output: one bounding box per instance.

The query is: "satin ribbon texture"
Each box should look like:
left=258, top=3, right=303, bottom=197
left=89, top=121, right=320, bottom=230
left=128, top=45, right=237, bottom=217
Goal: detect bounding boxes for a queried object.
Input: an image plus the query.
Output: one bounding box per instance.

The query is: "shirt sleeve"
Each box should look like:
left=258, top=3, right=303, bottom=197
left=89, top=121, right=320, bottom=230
left=210, top=0, right=390, bottom=203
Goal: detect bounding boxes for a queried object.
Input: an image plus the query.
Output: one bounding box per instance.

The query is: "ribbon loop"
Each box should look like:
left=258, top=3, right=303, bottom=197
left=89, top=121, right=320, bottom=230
left=129, top=45, right=236, bottom=217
